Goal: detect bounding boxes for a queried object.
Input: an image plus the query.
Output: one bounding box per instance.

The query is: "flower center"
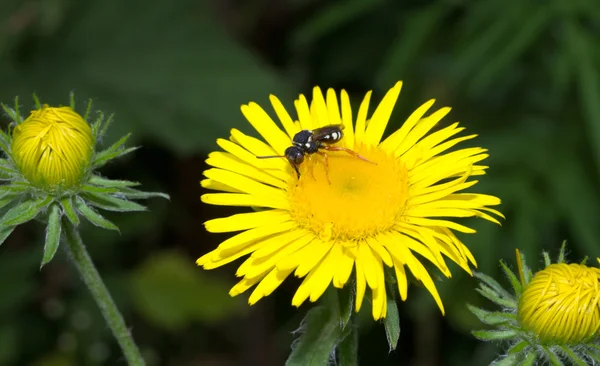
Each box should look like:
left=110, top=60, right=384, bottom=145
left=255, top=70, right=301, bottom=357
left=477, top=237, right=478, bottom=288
left=288, top=143, right=408, bottom=241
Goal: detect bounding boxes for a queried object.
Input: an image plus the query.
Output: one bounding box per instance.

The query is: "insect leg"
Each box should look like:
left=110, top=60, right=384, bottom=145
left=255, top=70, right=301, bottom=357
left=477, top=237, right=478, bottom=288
left=317, top=151, right=331, bottom=185
left=322, top=146, right=377, bottom=165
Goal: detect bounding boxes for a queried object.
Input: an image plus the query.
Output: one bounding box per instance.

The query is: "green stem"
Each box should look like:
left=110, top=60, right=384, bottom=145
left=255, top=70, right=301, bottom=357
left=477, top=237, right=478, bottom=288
left=62, top=218, right=145, bottom=366
left=337, top=323, right=358, bottom=366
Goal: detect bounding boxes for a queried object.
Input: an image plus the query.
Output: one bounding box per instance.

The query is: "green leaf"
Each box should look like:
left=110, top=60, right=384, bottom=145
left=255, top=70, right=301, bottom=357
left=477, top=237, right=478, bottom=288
left=41, top=203, right=62, bottom=268
left=559, top=346, right=587, bottom=366
left=557, top=241, right=567, bottom=263
left=473, top=271, right=514, bottom=300
left=0, top=226, right=15, bottom=246
left=521, top=351, right=537, bottom=366
left=286, top=305, right=345, bottom=366
left=543, top=251, right=552, bottom=266
left=119, top=187, right=170, bottom=200
left=541, top=346, right=563, bottom=366
left=472, top=329, right=518, bottom=341
left=60, top=197, right=79, bottom=226
left=383, top=283, right=400, bottom=351
left=493, top=353, right=522, bottom=366
left=74, top=197, right=119, bottom=231
left=337, top=326, right=358, bottom=366
left=476, top=286, right=517, bottom=309
left=92, top=134, right=138, bottom=168
left=507, top=340, right=529, bottom=354
left=81, top=184, right=120, bottom=194
left=129, top=250, right=243, bottom=331
left=81, top=191, right=146, bottom=212
left=499, top=260, right=522, bottom=296
left=88, top=175, right=140, bottom=188
left=0, top=196, right=50, bottom=226
left=467, top=304, right=515, bottom=326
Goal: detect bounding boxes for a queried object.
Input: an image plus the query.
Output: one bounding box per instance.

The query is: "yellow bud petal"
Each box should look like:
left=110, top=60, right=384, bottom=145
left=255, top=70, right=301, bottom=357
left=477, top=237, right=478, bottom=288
left=12, top=105, right=94, bottom=190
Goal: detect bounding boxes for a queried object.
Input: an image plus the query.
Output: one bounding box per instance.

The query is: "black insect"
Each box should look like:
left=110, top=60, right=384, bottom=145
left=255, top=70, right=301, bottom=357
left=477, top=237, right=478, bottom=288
left=257, top=124, right=372, bottom=178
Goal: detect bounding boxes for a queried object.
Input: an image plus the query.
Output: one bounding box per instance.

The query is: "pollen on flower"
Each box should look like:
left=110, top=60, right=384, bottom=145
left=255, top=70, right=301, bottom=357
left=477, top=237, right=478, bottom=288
left=518, top=263, right=600, bottom=344
left=11, top=105, right=94, bottom=190
left=288, top=142, right=409, bottom=241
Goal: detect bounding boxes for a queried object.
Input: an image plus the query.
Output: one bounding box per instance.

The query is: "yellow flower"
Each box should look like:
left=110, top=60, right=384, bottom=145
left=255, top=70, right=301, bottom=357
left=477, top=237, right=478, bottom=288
left=12, top=105, right=94, bottom=190
left=518, top=263, right=600, bottom=344
left=198, top=81, right=503, bottom=319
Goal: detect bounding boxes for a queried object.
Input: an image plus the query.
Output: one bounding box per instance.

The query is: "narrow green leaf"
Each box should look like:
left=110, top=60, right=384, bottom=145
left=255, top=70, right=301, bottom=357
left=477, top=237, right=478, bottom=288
left=91, top=133, right=133, bottom=168
left=541, top=346, right=563, bottom=366
left=81, top=192, right=146, bottom=212
left=557, top=241, right=567, bottom=263
left=543, top=251, right=552, bottom=266
left=286, top=306, right=344, bottom=366
left=0, top=226, right=15, bottom=246
left=60, top=197, right=79, bottom=226
left=81, top=184, right=120, bottom=194
left=69, top=91, right=76, bottom=110
left=473, top=271, right=514, bottom=300
left=93, top=146, right=139, bottom=168
left=467, top=305, right=515, bottom=326
left=521, top=350, right=537, bottom=366
left=1, top=104, right=19, bottom=124
left=91, top=110, right=104, bottom=138
left=559, top=346, right=587, bottom=366
left=507, top=340, right=529, bottom=354
left=383, top=293, right=400, bottom=351
left=472, top=329, right=518, bottom=341
left=98, top=114, right=114, bottom=140
left=587, top=349, right=600, bottom=363
left=41, top=204, right=62, bottom=268
left=0, top=134, right=11, bottom=156
left=499, top=260, right=522, bottom=296
left=32, top=94, right=41, bottom=109
left=83, top=98, right=93, bottom=121
left=476, top=284, right=517, bottom=309
left=120, top=187, right=170, bottom=200
left=492, top=353, right=522, bottom=366
left=74, top=198, right=119, bottom=231
left=337, top=326, right=358, bottom=366
left=89, top=175, right=140, bottom=188
left=0, top=197, right=50, bottom=226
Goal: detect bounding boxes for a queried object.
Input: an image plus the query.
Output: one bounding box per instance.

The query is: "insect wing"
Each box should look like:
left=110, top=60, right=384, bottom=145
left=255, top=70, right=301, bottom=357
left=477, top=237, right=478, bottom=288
left=311, top=124, right=344, bottom=144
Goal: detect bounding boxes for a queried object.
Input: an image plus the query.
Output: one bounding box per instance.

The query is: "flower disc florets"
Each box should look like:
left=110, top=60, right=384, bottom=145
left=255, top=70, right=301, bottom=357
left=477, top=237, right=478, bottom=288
left=12, top=105, right=94, bottom=191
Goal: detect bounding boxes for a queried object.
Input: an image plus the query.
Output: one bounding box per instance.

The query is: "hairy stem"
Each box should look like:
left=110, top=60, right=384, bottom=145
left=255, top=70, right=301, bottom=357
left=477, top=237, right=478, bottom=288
left=63, top=218, right=145, bottom=365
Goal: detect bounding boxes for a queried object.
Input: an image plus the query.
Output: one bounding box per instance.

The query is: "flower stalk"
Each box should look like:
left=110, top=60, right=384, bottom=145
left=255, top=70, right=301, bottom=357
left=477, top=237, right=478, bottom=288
left=63, top=218, right=146, bottom=366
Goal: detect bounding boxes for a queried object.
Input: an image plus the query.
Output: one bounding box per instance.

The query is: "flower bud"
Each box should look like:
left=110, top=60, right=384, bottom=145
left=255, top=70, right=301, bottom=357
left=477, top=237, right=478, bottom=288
left=518, top=263, right=600, bottom=344
left=11, top=105, right=94, bottom=190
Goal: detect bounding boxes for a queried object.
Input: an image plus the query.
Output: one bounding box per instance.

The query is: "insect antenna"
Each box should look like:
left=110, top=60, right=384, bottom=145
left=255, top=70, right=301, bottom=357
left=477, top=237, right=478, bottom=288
left=256, top=155, right=286, bottom=159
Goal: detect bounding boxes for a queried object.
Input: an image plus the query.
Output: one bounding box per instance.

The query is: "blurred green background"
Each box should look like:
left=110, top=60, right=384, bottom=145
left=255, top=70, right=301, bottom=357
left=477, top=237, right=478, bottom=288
left=1, top=0, right=599, bottom=365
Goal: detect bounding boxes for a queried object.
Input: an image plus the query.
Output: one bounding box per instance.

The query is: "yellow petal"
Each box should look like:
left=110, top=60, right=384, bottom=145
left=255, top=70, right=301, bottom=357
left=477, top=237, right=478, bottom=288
left=216, top=138, right=290, bottom=180
left=241, top=103, right=291, bottom=154
left=204, top=209, right=291, bottom=233
left=295, top=94, right=315, bottom=130
left=394, top=262, right=408, bottom=301
left=364, top=81, right=402, bottom=146
left=201, top=179, right=241, bottom=193
left=340, top=90, right=354, bottom=149
left=395, top=107, right=451, bottom=157
left=326, top=88, right=342, bottom=126
left=229, top=274, right=266, bottom=296
left=402, top=217, right=476, bottom=234
left=269, top=95, right=300, bottom=139
left=355, top=259, right=366, bottom=312
left=354, top=90, right=372, bottom=142
left=203, top=168, right=287, bottom=198
left=380, top=99, right=435, bottom=152
left=311, top=87, right=329, bottom=128
left=201, top=193, right=289, bottom=209
left=358, top=241, right=380, bottom=289
left=333, top=246, right=355, bottom=288
left=206, top=152, right=286, bottom=189
left=371, top=259, right=386, bottom=320
left=248, top=268, right=294, bottom=305
left=251, top=229, right=313, bottom=259
left=366, top=236, right=393, bottom=267
left=291, top=246, right=336, bottom=307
